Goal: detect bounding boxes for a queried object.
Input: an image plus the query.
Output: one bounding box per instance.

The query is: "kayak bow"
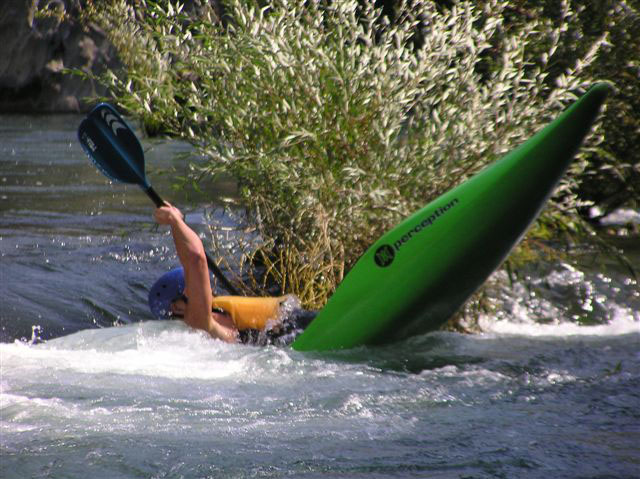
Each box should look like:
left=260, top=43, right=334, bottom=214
left=292, top=83, right=610, bottom=351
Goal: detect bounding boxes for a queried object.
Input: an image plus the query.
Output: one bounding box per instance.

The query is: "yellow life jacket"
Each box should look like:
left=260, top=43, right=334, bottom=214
left=212, top=296, right=289, bottom=331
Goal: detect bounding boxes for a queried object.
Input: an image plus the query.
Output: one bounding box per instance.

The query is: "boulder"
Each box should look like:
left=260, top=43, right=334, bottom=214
left=0, top=0, right=119, bottom=112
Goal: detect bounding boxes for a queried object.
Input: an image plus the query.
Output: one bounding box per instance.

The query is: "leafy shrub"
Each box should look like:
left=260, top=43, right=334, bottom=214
left=473, top=0, right=639, bottom=222
left=80, top=0, right=610, bottom=311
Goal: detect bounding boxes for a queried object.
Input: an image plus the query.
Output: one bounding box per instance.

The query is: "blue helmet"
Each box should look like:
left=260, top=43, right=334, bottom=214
left=148, top=267, right=185, bottom=319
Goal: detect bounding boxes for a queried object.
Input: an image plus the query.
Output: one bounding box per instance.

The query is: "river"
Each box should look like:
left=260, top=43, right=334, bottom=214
left=1, top=115, right=639, bottom=478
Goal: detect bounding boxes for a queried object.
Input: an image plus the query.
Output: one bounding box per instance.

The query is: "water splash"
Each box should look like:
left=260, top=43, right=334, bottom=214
left=478, top=261, right=639, bottom=337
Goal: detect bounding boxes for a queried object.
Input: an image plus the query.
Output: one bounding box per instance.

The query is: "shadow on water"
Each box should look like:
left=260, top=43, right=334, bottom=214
left=312, top=332, right=487, bottom=374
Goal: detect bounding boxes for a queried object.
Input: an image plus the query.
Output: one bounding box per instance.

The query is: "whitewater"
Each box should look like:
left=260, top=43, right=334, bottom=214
left=1, top=114, right=638, bottom=478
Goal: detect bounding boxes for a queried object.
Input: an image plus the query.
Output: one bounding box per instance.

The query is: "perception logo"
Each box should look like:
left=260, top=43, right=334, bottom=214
left=373, top=198, right=459, bottom=268
left=374, top=244, right=395, bottom=267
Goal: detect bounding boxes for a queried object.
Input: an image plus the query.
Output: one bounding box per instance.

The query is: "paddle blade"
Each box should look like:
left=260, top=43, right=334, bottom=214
left=78, top=103, right=148, bottom=187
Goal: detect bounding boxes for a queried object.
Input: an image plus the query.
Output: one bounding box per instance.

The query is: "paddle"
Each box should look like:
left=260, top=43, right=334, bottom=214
left=78, top=103, right=241, bottom=295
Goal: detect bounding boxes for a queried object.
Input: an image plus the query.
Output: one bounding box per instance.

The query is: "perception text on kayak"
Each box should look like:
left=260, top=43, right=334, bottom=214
left=374, top=198, right=460, bottom=267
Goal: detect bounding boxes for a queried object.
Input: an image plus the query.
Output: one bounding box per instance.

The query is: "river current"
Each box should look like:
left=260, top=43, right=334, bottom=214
left=1, top=115, right=639, bottom=478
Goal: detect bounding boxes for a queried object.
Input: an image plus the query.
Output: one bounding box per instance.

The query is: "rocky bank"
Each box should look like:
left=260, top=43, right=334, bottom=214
left=0, top=0, right=226, bottom=113
left=0, top=0, right=120, bottom=113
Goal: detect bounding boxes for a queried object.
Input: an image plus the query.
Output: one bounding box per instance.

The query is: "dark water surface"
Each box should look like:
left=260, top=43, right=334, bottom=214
left=1, top=113, right=211, bottom=342
left=1, top=115, right=639, bottom=478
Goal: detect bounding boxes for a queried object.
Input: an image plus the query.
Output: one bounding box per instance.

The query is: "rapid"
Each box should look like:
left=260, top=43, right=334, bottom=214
left=1, top=115, right=638, bottom=478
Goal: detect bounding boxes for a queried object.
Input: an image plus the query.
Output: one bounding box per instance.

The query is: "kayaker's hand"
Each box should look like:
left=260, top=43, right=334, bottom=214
left=154, top=203, right=183, bottom=226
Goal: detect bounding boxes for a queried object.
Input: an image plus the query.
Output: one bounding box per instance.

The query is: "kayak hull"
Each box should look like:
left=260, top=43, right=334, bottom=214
left=292, top=84, right=610, bottom=351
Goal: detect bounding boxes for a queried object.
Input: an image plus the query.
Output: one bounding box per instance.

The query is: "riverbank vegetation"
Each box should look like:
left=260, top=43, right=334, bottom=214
left=72, top=0, right=637, bottom=320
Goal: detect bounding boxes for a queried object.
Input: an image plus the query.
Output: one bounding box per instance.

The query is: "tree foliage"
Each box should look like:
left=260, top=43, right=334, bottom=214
left=77, top=0, right=633, bottom=313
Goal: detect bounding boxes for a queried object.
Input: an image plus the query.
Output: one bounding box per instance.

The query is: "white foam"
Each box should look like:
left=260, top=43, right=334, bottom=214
left=479, top=308, right=639, bottom=337
left=1, top=322, right=249, bottom=381
left=600, top=208, right=640, bottom=226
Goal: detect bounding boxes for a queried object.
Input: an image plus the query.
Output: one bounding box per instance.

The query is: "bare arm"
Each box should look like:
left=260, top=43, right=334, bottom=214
left=154, top=204, right=238, bottom=343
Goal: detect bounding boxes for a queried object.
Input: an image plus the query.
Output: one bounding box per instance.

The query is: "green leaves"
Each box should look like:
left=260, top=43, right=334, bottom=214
left=83, top=0, right=616, bottom=309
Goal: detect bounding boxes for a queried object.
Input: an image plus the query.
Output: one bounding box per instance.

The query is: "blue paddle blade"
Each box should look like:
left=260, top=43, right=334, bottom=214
left=78, top=103, right=149, bottom=188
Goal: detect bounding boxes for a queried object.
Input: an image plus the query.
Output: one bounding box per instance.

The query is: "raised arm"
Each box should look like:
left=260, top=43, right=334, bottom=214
left=154, top=204, right=238, bottom=343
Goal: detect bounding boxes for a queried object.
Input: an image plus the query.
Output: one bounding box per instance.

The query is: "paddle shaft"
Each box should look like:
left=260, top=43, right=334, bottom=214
left=144, top=185, right=165, bottom=209
left=143, top=184, right=241, bottom=296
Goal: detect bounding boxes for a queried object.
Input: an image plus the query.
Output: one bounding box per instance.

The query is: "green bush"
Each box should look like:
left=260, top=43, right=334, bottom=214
left=474, top=0, right=639, bottom=222
left=80, top=0, right=612, bottom=311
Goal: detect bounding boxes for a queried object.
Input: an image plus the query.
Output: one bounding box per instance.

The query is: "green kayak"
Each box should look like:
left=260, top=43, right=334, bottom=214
left=292, top=83, right=610, bottom=351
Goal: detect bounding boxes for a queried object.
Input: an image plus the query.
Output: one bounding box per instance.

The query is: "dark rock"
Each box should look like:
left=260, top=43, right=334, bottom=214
left=0, top=0, right=120, bottom=113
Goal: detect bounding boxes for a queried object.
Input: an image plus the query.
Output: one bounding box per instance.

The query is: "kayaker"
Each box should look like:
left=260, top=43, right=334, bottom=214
left=148, top=203, right=316, bottom=345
